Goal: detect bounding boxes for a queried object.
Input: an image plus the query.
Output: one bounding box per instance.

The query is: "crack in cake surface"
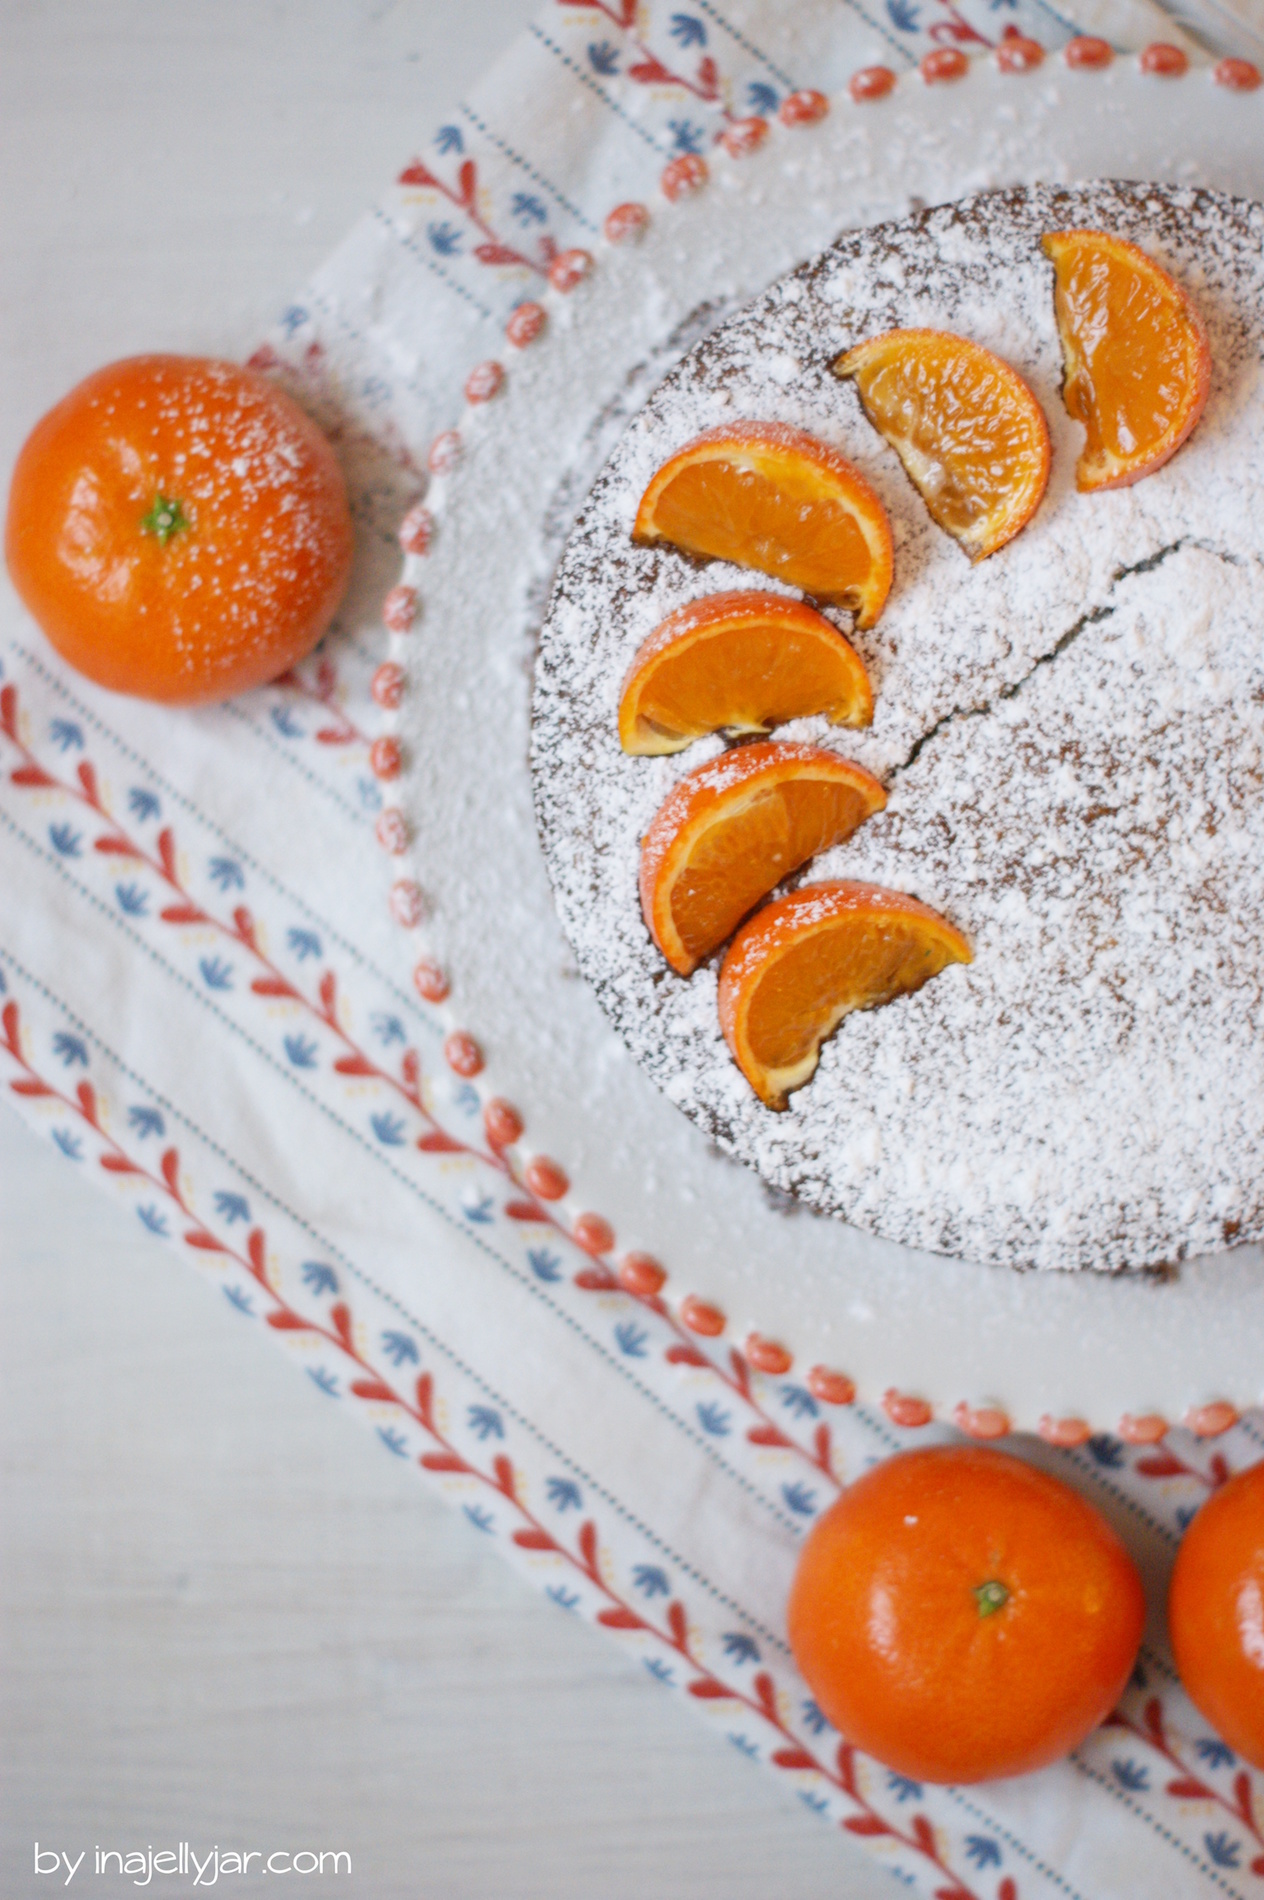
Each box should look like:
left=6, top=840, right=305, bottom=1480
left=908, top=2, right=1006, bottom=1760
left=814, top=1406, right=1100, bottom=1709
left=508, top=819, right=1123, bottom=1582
left=884, top=538, right=1233, bottom=782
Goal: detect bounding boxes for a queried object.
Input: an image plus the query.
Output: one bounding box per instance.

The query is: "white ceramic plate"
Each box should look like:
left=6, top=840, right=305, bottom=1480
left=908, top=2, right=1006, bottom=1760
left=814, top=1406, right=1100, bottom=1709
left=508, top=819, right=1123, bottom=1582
left=396, top=56, right=1264, bottom=1436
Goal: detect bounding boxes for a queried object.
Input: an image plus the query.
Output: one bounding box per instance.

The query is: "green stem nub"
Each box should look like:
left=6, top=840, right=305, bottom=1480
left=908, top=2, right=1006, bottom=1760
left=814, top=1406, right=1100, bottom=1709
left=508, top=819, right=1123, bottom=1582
left=141, top=494, right=189, bottom=546
left=974, top=1579, right=1010, bottom=1619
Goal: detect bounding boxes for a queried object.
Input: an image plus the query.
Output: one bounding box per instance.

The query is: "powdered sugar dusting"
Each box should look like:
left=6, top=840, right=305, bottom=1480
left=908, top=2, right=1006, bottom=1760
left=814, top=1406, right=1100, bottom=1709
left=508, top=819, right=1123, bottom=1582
left=532, top=183, right=1264, bottom=1272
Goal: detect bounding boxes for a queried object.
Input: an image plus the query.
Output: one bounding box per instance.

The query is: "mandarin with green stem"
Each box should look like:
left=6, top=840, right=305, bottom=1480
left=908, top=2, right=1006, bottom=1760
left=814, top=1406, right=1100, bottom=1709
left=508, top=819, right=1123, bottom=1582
left=6, top=354, right=353, bottom=704
left=788, top=1444, right=1146, bottom=1782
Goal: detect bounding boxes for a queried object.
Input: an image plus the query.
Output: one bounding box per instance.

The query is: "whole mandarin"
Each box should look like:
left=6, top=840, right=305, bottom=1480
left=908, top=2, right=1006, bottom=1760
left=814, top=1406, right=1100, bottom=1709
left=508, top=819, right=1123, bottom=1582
left=788, top=1444, right=1146, bottom=1782
left=1169, top=1461, right=1264, bottom=1768
left=5, top=354, right=353, bottom=704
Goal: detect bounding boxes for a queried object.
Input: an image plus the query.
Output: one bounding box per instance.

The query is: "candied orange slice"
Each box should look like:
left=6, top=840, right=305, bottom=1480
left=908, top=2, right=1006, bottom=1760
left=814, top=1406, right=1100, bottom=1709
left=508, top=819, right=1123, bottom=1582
left=618, top=590, right=873, bottom=756
left=1042, top=229, right=1211, bottom=491
left=833, top=329, right=1051, bottom=560
left=640, top=743, right=886, bottom=976
left=632, top=422, right=894, bottom=628
left=718, top=880, right=972, bottom=1108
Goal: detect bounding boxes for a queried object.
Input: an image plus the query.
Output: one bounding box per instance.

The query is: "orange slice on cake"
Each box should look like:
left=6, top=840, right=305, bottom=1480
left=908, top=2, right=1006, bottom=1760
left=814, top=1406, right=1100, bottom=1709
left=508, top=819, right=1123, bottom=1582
left=632, top=422, right=894, bottom=628
left=833, top=329, right=1051, bottom=560
left=640, top=743, right=886, bottom=976
left=618, top=590, right=873, bottom=756
left=718, top=881, right=972, bottom=1108
left=1042, top=229, right=1211, bottom=491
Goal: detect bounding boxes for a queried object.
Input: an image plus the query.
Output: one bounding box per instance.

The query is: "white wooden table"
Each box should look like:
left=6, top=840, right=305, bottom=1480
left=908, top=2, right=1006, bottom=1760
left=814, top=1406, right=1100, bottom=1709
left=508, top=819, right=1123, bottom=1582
left=0, top=6, right=893, bottom=1892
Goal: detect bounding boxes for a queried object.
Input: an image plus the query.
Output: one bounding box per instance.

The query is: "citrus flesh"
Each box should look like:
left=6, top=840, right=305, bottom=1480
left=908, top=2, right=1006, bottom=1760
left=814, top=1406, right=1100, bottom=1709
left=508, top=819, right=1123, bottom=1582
left=618, top=590, right=873, bottom=755
left=1042, top=229, right=1211, bottom=491
left=640, top=744, right=886, bottom=977
left=718, top=880, right=971, bottom=1107
left=788, top=1445, right=1146, bottom=1783
left=632, top=422, right=893, bottom=628
left=834, top=328, right=1051, bottom=560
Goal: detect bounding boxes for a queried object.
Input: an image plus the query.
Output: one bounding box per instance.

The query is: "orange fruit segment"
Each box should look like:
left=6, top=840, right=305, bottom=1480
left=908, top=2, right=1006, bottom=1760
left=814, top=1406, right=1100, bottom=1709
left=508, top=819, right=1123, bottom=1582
left=718, top=880, right=972, bottom=1108
left=640, top=743, right=886, bottom=977
left=631, top=421, right=894, bottom=629
left=833, top=329, right=1051, bottom=560
left=618, top=590, right=873, bottom=756
left=1042, top=229, right=1211, bottom=491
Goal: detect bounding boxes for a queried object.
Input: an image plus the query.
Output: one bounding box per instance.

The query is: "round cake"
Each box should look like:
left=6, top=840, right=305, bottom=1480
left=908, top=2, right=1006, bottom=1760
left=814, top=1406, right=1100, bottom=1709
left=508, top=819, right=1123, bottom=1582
left=531, top=181, right=1264, bottom=1275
